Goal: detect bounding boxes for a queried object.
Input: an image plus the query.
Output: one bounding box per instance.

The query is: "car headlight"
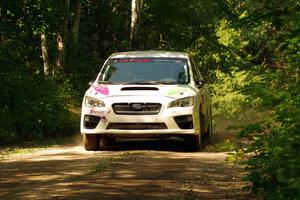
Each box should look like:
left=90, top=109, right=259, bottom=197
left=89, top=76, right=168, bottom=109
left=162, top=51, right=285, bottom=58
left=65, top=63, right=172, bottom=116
left=168, top=97, right=194, bottom=108
left=85, top=96, right=105, bottom=107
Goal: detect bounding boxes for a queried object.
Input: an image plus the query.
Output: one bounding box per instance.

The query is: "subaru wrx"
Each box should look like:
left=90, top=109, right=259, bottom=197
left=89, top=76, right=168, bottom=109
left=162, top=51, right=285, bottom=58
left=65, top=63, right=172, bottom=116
left=81, top=51, right=212, bottom=151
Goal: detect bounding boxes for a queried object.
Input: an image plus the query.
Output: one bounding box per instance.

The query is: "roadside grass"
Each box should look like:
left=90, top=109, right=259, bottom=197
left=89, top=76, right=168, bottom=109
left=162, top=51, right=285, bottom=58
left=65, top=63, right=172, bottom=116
left=0, top=107, right=81, bottom=161
left=0, top=134, right=82, bottom=161
left=205, top=138, right=239, bottom=152
left=0, top=147, right=36, bottom=161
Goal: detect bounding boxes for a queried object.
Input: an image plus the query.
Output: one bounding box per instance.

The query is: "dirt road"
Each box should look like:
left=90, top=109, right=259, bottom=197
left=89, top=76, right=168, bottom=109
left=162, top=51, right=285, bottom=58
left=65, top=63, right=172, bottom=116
left=0, top=137, right=254, bottom=200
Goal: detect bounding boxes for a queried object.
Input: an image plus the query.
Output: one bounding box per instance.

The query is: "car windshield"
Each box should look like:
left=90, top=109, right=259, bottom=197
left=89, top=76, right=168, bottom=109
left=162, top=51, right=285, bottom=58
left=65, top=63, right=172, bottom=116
left=99, top=58, right=189, bottom=84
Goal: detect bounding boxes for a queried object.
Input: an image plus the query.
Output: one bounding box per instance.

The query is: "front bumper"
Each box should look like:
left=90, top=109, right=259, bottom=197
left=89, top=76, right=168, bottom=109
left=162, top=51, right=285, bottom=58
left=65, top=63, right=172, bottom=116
left=80, top=96, right=200, bottom=136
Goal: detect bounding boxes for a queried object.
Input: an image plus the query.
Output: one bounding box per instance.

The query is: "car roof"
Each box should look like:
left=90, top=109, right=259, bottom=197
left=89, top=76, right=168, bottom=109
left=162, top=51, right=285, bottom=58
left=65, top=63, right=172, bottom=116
left=109, top=51, right=188, bottom=59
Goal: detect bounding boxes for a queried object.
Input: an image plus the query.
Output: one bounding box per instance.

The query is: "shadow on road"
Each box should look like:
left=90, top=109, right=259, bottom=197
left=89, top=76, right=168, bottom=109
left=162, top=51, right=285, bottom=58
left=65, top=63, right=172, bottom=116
left=101, top=136, right=215, bottom=152
left=0, top=145, right=253, bottom=200
left=104, top=138, right=187, bottom=152
left=0, top=132, right=254, bottom=200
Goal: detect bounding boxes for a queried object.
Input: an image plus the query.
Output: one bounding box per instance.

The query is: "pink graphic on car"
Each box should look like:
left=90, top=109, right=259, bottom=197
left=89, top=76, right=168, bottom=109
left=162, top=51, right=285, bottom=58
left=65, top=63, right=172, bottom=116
left=93, top=85, right=109, bottom=95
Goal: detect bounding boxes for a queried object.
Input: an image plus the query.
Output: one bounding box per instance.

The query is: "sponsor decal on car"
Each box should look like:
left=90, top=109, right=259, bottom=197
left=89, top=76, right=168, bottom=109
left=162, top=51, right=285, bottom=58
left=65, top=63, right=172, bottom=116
left=88, top=108, right=111, bottom=122
left=92, top=85, right=109, bottom=95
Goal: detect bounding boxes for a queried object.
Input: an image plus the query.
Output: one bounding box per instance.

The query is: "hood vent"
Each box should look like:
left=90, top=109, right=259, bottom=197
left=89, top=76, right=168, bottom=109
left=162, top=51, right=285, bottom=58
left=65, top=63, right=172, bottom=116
left=121, top=87, right=159, bottom=91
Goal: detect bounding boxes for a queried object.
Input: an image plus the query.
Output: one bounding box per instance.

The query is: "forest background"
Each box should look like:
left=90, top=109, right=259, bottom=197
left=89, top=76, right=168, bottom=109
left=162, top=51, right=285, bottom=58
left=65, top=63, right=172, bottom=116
left=0, top=0, right=299, bottom=199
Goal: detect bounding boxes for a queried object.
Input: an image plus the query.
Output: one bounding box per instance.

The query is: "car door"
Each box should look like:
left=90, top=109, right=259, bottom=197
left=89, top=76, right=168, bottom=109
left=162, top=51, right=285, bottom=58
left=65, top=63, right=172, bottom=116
left=190, top=57, right=211, bottom=133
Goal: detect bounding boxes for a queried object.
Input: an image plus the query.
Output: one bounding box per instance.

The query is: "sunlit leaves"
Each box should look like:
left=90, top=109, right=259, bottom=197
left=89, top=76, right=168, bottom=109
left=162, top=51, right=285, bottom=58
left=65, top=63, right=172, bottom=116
left=211, top=68, right=262, bottom=120
left=216, top=19, right=244, bottom=48
left=227, top=1, right=300, bottom=199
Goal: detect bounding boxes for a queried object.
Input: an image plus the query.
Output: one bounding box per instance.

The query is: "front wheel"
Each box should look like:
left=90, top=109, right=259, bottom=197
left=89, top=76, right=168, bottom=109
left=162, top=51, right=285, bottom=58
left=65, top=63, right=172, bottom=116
left=99, top=137, right=115, bottom=150
left=83, top=134, right=100, bottom=151
left=184, top=134, right=201, bottom=151
left=202, top=107, right=213, bottom=142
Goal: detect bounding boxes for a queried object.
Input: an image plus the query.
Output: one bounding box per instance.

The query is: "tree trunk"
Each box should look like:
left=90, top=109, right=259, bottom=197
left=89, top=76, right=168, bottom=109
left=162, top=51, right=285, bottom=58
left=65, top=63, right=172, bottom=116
left=72, top=0, right=81, bottom=47
left=56, top=32, right=65, bottom=73
left=130, top=0, right=140, bottom=49
left=40, top=34, right=50, bottom=76
left=55, top=0, right=70, bottom=75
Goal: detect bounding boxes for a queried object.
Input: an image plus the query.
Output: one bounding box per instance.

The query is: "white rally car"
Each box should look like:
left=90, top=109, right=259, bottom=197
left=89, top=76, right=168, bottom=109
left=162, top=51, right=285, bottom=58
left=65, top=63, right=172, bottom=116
left=80, top=51, right=212, bottom=151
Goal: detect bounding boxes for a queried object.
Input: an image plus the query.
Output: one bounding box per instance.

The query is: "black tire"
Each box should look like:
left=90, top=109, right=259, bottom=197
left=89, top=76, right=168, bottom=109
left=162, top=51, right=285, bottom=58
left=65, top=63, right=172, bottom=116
left=99, top=137, right=115, bottom=150
left=83, top=134, right=100, bottom=151
left=202, top=107, right=213, bottom=142
left=185, top=105, right=205, bottom=151
left=184, top=134, right=201, bottom=151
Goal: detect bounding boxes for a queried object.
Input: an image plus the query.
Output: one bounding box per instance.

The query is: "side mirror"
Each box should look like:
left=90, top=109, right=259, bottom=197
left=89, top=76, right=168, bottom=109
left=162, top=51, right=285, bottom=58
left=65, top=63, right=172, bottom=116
left=197, top=80, right=205, bottom=87
left=88, top=80, right=95, bottom=86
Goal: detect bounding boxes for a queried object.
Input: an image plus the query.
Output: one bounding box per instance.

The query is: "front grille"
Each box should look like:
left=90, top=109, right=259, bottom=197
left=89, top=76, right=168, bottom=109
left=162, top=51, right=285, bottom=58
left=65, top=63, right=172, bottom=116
left=112, top=103, right=162, bottom=115
left=107, top=123, right=167, bottom=130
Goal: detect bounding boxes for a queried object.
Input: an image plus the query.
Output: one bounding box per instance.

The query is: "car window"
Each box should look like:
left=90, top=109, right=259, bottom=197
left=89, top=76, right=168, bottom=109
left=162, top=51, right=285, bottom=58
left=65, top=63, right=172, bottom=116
left=190, top=58, right=200, bottom=83
left=99, top=58, right=189, bottom=84
left=190, top=58, right=203, bottom=82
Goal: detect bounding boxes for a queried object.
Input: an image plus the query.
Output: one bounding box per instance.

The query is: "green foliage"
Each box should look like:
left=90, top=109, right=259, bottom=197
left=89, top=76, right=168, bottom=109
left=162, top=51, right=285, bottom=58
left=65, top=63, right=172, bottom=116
left=224, top=0, right=300, bottom=199
left=0, top=0, right=231, bottom=145
left=211, top=68, right=262, bottom=120
left=237, top=87, right=300, bottom=199
left=1, top=1, right=299, bottom=199
left=0, top=72, right=78, bottom=144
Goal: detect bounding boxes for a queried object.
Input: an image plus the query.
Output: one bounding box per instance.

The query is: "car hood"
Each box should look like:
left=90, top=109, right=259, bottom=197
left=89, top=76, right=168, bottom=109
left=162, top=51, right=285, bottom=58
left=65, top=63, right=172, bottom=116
left=86, top=83, right=197, bottom=100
